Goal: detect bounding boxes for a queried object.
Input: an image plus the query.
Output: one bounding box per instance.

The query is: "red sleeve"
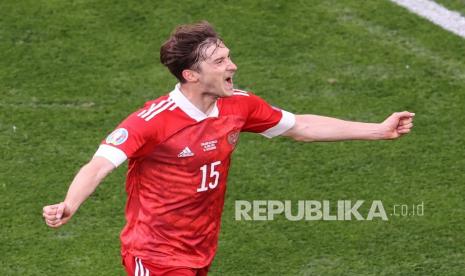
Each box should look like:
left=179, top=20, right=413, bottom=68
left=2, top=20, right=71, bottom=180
left=94, top=101, right=162, bottom=166
left=240, top=92, right=295, bottom=138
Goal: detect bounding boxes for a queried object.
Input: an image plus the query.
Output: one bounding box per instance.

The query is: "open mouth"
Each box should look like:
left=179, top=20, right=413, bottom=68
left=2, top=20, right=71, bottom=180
left=225, top=76, right=233, bottom=88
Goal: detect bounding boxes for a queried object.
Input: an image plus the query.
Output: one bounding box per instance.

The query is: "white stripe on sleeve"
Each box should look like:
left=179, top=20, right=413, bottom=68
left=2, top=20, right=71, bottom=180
left=260, top=110, right=296, bottom=138
left=137, top=258, right=149, bottom=276
left=93, top=144, right=128, bottom=167
left=135, top=257, right=140, bottom=276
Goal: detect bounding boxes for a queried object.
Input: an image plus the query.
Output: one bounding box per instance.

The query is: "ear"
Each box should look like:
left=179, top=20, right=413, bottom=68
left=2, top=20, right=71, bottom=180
left=182, top=69, right=199, bottom=83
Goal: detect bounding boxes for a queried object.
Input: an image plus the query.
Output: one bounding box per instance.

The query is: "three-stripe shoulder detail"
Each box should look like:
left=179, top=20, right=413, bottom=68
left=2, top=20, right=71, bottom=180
left=137, top=97, right=177, bottom=122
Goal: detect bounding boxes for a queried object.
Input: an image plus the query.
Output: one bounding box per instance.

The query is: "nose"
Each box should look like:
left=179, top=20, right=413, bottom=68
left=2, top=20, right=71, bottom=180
left=228, top=59, right=237, bottom=71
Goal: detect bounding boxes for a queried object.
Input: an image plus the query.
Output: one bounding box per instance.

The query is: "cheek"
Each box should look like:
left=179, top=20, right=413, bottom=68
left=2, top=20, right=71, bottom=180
left=201, top=72, right=222, bottom=84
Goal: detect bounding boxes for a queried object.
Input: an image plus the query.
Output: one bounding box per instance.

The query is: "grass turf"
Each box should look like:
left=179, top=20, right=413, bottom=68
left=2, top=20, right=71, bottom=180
left=1, top=0, right=464, bottom=275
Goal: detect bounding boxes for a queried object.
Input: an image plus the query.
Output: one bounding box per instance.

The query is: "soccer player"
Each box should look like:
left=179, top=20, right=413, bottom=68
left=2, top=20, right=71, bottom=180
left=42, top=21, right=414, bottom=275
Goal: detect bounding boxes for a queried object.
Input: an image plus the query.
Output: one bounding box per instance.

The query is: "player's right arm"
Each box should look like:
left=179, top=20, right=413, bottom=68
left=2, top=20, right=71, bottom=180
left=42, top=156, right=115, bottom=228
left=43, top=99, right=164, bottom=228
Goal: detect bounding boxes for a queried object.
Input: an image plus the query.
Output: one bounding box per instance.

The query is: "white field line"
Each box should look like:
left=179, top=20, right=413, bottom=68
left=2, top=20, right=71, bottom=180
left=390, top=0, right=465, bottom=39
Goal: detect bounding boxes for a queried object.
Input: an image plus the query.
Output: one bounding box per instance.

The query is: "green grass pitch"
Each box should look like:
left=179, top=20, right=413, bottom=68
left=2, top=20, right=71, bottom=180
left=1, top=0, right=465, bottom=275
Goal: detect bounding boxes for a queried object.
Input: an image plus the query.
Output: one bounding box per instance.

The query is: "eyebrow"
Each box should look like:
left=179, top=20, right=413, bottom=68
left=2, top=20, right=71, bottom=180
left=213, top=56, right=225, bottom=62
left=212, top=50, right=230, bottom=63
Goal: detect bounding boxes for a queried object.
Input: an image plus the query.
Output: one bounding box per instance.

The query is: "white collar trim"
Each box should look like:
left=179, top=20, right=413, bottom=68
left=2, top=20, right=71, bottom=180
left=169, top=83, right=219, bottom=122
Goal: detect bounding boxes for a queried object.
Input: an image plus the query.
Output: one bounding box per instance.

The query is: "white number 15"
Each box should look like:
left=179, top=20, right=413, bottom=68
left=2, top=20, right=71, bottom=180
left=197, top=161, right=221, bottom=192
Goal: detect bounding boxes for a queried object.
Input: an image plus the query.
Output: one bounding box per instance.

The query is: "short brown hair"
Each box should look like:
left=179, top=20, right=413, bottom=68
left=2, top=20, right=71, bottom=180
left=160, top=21, right=222, bottom=83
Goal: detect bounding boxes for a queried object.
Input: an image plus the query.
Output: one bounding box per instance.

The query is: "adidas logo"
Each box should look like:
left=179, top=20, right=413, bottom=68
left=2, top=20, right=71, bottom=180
left=178, top=147, right=194, bottom=157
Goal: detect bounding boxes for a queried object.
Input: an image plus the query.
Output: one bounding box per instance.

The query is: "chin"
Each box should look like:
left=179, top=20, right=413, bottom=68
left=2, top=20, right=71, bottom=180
left=222, top=88, right=234, bottom=97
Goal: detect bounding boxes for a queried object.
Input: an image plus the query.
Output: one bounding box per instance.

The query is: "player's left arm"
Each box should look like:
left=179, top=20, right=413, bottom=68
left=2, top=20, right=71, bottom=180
left=281, top=111, right=415, bottom=142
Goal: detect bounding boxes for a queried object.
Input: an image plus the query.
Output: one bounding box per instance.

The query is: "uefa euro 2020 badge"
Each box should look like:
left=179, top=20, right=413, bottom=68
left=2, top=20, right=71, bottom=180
left=106, top=128, right=129, bottom=146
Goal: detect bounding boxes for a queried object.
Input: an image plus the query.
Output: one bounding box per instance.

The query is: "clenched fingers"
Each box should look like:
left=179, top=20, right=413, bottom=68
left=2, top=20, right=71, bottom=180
left=398, top=128, right=411, bottom=134
left=45, top=219, right=63, bottom=228
left=43, top=212, right=58, bottom=220
left=399, top=118, right=413, bottom=126
left=398, top=123, right=413, bottom=130
left=43, top=204, right=65, bottom=228
left=43, top=205, right=58, bottom=217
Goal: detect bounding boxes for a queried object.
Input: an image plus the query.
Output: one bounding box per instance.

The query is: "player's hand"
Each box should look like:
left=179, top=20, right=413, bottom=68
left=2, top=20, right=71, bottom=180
left=43, top=202, right=72, bottom=228
left=380, top=111, right=415, bottom=139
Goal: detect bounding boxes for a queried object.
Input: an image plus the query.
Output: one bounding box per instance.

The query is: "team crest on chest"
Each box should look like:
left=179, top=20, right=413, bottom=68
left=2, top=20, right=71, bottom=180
left=227, top=130, right=240, bottom=145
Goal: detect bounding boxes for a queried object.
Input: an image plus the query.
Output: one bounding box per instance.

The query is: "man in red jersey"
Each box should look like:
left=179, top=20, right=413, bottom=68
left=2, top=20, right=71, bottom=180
left=43, top=21, right=414, bottom=275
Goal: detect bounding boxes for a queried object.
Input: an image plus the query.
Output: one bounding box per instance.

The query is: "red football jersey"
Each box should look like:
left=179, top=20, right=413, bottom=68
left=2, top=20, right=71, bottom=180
left=94, top=84, right=295, bottom=268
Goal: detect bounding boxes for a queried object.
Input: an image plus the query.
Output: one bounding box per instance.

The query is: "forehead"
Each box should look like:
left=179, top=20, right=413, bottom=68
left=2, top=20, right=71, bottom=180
left=203, top=42, right=229, bottom=61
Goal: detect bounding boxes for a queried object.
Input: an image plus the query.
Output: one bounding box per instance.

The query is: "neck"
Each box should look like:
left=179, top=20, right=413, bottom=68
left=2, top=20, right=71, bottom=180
left=179, top=83, right=217, bottom=114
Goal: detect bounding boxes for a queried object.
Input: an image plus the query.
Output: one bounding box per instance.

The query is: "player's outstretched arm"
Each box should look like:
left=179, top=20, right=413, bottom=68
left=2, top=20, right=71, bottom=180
left=42, top=156, right=116, bottom=228
left=282, top=111, right=415, bottom=142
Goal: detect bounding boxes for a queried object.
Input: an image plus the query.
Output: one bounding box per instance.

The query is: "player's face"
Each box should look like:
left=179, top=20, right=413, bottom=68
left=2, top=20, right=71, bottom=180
left=196, top=42, right=237, bottom=97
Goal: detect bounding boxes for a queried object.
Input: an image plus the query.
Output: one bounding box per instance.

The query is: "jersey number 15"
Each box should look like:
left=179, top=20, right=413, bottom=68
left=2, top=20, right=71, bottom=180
left=197, top=161, right=221, bottom=192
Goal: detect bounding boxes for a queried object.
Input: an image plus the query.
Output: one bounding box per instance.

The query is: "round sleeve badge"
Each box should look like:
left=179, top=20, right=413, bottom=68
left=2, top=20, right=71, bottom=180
left=105, top=128, right=129, bottom=146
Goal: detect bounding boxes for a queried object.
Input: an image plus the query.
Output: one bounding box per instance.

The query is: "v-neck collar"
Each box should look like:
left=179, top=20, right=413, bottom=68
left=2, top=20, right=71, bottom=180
left=169, top=83, right=219, bottom=122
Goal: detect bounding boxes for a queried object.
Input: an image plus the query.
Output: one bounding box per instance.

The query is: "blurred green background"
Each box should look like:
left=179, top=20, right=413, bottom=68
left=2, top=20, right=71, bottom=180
left=1, top=0, right=464, bottom=275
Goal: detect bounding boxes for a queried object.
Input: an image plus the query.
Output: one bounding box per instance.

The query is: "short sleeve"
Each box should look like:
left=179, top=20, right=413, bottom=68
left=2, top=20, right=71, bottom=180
left=241, top=93, right=295, bottom=138
left=94, top=106, right=159, bottom=167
